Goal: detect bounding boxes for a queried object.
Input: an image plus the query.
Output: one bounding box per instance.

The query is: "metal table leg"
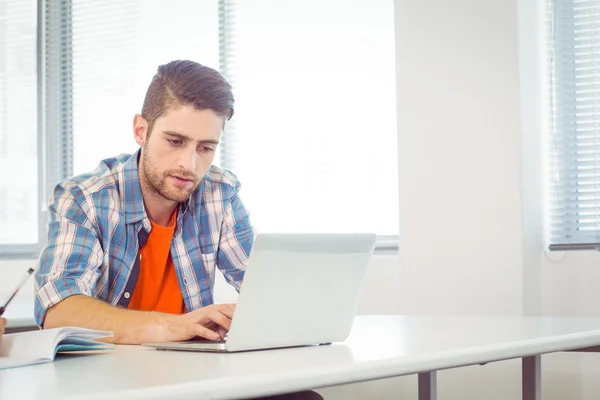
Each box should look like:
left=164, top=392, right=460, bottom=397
left=522, top=355, right=541, bottom=400
left=418, top=371, right=437, bottom=400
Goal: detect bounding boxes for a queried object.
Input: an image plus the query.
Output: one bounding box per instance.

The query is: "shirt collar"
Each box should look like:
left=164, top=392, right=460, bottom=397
left=122, top=149, right=147, bottom=225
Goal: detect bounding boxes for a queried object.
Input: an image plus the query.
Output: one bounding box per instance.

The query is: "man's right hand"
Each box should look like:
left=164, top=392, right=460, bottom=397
left=157, top=304, right=236, bottom=342
left=44, top=295, right=236, bottom=345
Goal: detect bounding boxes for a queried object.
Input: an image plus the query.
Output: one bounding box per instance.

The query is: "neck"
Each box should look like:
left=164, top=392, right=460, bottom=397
left=143, top=192, right=177, bottom=226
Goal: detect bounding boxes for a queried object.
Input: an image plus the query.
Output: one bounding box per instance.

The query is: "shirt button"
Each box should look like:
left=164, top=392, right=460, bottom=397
left=124, top=292, right=130, bottom=299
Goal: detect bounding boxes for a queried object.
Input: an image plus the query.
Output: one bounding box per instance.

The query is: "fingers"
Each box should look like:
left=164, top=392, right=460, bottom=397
left=207, top=308, right=232, bottom=332
left=203, top=322, right=227, bottom=339
left=189, top=304, right=235, bottom=328
left=0, top=318, right=5, bottom=335
left=184, top=304, right=235, bottom=341
left=217, top=327, right=228, bottom=339
left=193, top=325, right=221, bottom=341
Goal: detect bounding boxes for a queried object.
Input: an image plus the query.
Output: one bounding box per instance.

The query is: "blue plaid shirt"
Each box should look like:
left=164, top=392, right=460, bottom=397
left=34, top=150, right=255, bottom=326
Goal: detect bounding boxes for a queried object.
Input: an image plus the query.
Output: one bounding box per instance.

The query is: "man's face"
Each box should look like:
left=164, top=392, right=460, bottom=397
left=138, top=106, right=223, bottom=203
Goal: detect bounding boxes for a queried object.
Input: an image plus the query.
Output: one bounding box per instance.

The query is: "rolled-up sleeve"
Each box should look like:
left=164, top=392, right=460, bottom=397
left=216, top=183, right=256, bottom=292
left=34, top=182, right=104, bottom=327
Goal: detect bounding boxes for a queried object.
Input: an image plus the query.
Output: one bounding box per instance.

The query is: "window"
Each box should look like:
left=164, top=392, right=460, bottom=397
left=7, top=0, right=398, bottom=259
left=221, top=0, right=398, bottom=237
left=0, top=0, right=38, bottom=250
left=547, top=0, right=600, bottom=249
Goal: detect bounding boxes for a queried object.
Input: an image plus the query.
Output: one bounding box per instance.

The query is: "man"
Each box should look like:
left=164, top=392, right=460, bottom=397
left=34, top=60, right=255, bottom=344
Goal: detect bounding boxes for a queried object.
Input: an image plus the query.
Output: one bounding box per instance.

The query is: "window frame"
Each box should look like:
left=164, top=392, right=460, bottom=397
left=545, top=0, right=600, bottom=251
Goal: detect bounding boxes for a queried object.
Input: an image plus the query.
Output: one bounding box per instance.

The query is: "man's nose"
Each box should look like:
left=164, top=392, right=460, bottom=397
left=178, top=147, right=197, bottom=171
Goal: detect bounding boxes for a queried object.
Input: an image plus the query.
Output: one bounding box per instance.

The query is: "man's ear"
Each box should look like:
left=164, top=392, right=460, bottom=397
left=133, top=114, right=148, bottom=146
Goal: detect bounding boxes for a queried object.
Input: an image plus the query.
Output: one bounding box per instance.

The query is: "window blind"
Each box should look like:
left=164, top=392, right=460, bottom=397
left=548, top=0, right=600, bottom=248
left=67, top=0, right=219, bottom=175
left=45, top=0, right=399, bottom=240
left=0, top=0, right=38, bottom=248
left=45, top=0, right=73, bottom=195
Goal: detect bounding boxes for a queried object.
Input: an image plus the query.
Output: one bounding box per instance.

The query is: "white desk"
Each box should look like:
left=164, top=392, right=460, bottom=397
left=2, top=315, right=600, bottom=400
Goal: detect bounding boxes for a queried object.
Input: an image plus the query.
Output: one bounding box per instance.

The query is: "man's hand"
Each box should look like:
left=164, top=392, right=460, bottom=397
left=157, top=304, right=235, bottom=342
left=0, top=317, right=6, bottom=338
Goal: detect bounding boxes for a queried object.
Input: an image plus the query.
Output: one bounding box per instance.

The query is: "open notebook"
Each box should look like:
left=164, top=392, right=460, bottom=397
left=0, top=327, right=113, bottom=370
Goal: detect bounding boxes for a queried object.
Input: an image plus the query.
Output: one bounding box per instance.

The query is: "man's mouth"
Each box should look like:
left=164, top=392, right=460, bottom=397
left=170, top=175, right=194, bottom=187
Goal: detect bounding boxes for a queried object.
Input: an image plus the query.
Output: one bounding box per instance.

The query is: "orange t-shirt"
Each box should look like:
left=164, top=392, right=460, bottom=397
left=127, top=210, right=184, bottom=314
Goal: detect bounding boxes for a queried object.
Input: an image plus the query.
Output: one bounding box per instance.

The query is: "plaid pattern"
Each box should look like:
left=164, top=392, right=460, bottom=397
left=34, top=150, right=255, bottom=326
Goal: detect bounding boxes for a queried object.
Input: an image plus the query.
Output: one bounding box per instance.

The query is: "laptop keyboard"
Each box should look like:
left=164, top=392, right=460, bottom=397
left=187, top=336, right=227, bottom=344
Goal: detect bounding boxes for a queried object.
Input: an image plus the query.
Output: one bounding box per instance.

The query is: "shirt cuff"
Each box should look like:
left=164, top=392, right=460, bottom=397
left=34, top=278, right=91, bottom=327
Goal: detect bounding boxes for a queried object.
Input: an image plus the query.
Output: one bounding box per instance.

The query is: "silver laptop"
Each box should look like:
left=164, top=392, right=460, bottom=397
left=143, top=233, right=376, bottom=353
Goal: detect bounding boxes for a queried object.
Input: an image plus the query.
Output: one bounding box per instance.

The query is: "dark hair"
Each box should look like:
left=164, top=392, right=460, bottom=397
left=141, top=60, right=234, bottom=134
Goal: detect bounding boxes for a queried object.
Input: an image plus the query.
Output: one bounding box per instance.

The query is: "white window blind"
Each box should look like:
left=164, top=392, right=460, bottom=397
left=0, top=0, right=38, bottom=247
left=548, top=0, right=600, bottom=248
left=48, top=0, right=398, bottom=239
left=69, top=0, right=219, bottom=175
left=220, top=0, right=398, bottom=236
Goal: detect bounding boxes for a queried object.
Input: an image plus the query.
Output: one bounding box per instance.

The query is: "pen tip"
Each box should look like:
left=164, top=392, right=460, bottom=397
left=27, top=268, right=34, bottom=273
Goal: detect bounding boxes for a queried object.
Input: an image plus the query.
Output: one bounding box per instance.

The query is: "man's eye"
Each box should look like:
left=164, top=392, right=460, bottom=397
left=199, top=146, right=215, bottom=153
left=167, top=139, right=183, bottom=146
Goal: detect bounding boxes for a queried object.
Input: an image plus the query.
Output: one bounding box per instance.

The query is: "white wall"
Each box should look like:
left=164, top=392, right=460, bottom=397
left=0, top=259, right=36, bottom=296
left=542, top=252, right=600, bottom=317
left=395, top=0, right=526, bottom=316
